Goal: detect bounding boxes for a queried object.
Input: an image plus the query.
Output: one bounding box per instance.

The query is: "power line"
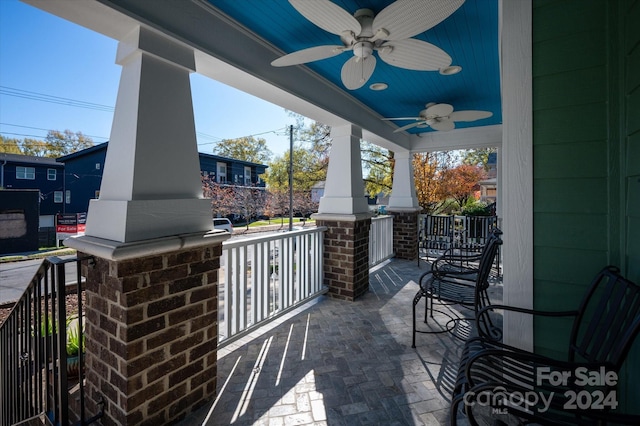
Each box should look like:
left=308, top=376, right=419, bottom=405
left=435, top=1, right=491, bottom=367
left=0, top=123, right=109, bottom=140
left=0, top=85, right=115, bottom=112
left=196, top=127, right=290, bottom=147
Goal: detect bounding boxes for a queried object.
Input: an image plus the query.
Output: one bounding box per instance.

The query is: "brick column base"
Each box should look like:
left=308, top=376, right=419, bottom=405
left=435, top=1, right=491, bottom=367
left=81, top=244, right=220, bottom=425
left=388, top=209, right=420, bottom=260
left=315, top=216, right=371, bottom=301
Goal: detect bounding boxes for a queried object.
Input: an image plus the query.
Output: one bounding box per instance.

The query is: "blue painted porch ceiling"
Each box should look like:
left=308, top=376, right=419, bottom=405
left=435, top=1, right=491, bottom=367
left=208, top=0, right=501, bottom=134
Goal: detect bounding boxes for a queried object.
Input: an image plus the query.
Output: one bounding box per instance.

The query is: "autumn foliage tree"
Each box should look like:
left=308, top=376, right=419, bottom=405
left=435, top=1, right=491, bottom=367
left=439, top=164, right=486, bottom=209
left=413, top=151, right=455, bottom=214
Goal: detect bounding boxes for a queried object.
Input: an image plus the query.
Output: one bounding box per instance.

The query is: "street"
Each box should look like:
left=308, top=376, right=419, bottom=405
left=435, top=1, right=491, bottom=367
left=0, top=256, right=77, bottom=305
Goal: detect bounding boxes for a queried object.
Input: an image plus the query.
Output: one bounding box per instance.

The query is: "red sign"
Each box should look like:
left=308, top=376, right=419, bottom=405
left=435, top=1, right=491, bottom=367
left=56, top=213, right=87, bottom=238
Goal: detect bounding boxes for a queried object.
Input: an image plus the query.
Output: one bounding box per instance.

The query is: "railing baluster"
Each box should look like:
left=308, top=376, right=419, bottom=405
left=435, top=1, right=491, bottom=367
left=217, top=227, right=330, bottom=347
left=369, top=216, right=394, bottom=267
left=0, top=255, right=95, bottom=425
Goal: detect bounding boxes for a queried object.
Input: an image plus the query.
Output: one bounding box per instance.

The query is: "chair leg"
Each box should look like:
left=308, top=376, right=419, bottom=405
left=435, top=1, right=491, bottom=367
left=412, top=290, right=423, bottom=348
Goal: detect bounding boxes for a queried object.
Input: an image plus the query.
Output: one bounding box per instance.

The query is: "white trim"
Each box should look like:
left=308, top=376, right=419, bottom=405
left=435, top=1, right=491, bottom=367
left=64, top=231, right=230, bottom=261
left=499, top=0, right=534, bottom=350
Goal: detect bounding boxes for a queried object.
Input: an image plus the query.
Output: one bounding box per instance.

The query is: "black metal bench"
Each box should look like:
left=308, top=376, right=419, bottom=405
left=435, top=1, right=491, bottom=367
left=412, top=229, right=503, bottom=347
left=450, top=265, right=640, bottom=425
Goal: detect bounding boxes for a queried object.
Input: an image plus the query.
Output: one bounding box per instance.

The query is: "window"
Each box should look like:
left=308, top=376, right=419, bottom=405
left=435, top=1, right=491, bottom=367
left=244, top=166, right=252, bottom=185
left=16, top=166, right=35, bottom=180
left=65, top=190, right=71, bottom=204
left=54, top=191, right=63, bottom=203
left=94, top=190, right=100, bottom=199
left=47, top=169, right=57, bottom=180
left=217, top=162, right=227, bottom=183
left=96, top=163, right=101, bottom=170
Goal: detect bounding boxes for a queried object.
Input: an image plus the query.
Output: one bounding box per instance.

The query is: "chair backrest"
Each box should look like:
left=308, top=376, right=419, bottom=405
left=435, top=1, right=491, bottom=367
left=473, top=229, right=503, bottom=340
left=425, top=215, right=453, bottom=240
left=570, top=266, right=640, bottom=369
left=474, top=228, right=503, bottom=290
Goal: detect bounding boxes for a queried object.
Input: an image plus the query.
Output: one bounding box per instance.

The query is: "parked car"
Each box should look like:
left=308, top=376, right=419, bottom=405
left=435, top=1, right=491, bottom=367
left=213, top=218, right=233, bottom=233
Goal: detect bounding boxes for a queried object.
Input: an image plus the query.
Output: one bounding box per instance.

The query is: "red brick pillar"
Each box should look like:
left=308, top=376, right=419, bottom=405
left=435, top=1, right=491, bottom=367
left=80, top=243, right=220, bottom=425
left=388, top=209, right=420, bottom=260
left=315, top=215, right=371, bottom=301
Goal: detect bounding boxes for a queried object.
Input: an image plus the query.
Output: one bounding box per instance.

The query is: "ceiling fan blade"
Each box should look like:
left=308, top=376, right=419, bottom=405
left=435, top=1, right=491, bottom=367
left=449, top=110, right=493, bottom=122
left=426, top=103, right=454, bottom=117
left=393, top=121, right=425, bottom=133
left=289, top=0, right=360, bottom=36
left=378, top=39, right=452, bottom=71
left=431, top=119, right=456, bottom=131
left=341, top=55, right=376, bottom=90
left=382, top=117, right=422, bottom=121
left=271, top=45, right=346, bottom=67
left=373, top=0, right=465, bottom=41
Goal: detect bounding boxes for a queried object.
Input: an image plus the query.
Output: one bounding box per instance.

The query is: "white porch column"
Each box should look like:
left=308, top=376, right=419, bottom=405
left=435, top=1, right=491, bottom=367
left=387, top=150, right=419, bottom=210
left=83, top=27, right=212, bottom=243
left=314, top=124, right=372, bottom=300
left=317, top=124, right=369, bottom=214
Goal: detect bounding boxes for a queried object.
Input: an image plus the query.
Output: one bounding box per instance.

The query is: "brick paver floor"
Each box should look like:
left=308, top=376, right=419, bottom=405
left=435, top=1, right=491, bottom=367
left=179, top=258, right=503, bottom=425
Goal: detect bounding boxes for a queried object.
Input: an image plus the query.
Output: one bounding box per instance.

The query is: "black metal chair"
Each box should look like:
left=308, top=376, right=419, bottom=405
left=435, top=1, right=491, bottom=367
left=421, top=215, right=454, bottom=262
left=412, top=229, right=503, bottom=347
left=450, top=265, right=640, bottom=426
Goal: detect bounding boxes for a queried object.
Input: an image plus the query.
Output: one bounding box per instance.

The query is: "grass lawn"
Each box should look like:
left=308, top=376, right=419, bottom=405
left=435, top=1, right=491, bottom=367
left=242, top=217, right=315, bottom=228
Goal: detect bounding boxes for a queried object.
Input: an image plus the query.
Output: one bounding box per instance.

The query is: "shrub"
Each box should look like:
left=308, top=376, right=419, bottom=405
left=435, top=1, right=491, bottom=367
left=461, top=201, right=491, bottom=216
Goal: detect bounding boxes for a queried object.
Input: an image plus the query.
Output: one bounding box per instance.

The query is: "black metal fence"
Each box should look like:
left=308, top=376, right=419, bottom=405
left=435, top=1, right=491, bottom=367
left=0, top=255, right=99, bottom=426
left=419, top=215, right=501, bottom=273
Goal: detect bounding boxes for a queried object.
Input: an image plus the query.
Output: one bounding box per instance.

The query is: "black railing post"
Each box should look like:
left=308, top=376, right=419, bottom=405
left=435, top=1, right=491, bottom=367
left=54, top=258, right=69, bottom=426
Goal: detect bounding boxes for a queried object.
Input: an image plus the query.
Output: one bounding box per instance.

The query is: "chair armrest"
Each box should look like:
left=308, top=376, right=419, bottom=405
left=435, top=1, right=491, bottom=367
left=476, top=304, right=578, bottom=341
left=478, top=304, right=578, bottom=320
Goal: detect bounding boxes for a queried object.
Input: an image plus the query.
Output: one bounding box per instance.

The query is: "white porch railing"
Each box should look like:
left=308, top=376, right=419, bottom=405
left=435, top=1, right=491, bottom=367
left=369, top=215, right=394, bottom=267
left=218, top=226, right=327, bottom=347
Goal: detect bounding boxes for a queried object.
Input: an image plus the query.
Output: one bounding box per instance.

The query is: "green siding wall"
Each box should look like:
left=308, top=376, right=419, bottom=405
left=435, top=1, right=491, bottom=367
left=533, top=0, right=639, bottom=411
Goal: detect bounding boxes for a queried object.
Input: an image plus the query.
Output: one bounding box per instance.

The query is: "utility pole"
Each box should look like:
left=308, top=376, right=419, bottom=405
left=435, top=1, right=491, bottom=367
left=289, top=125, right=293, bottom=231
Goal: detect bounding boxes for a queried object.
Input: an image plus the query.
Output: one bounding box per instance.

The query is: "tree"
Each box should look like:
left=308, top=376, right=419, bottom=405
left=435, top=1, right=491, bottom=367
left=264, top=190, right=290, bottom=225
left=293, top=191, right=318, bottom=220
left=0, top=136, right=23, bottom=154
left=461, top=148, right=497, bottom=172
left=361, top=141, right=393, bottom=198
left=413, top=151, right=455, bottom=214
left=202, top=177, right=235, bottom=217
left=212, top=136, right=272, bottom=164
left=45, top=130, right=94, bottom=157
left=1, top=130, right=93, bottom=157
left=233, top=186, right=267, bottom=230
left=263, top=147, right=325, bottom=193
left=20, top=138, right=51, bottom=157
left=288, top=113, right=331, bottom=174
left=440, top=164, right=486, bottom=209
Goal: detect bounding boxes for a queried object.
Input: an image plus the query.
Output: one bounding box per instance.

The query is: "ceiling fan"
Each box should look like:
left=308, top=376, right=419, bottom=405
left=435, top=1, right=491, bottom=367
left=383, top=102, right=493, bottom=132
left=271, top=0, right=465, bottom=90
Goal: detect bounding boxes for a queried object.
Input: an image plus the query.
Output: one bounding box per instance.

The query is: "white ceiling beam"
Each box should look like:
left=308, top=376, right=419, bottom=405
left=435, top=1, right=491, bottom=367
left=409, top=124, right=502, bottom=152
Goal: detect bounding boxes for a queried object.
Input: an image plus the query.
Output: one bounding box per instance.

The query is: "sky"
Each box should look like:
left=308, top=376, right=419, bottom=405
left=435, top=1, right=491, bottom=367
left=0, top=0, right=298, bottom=159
